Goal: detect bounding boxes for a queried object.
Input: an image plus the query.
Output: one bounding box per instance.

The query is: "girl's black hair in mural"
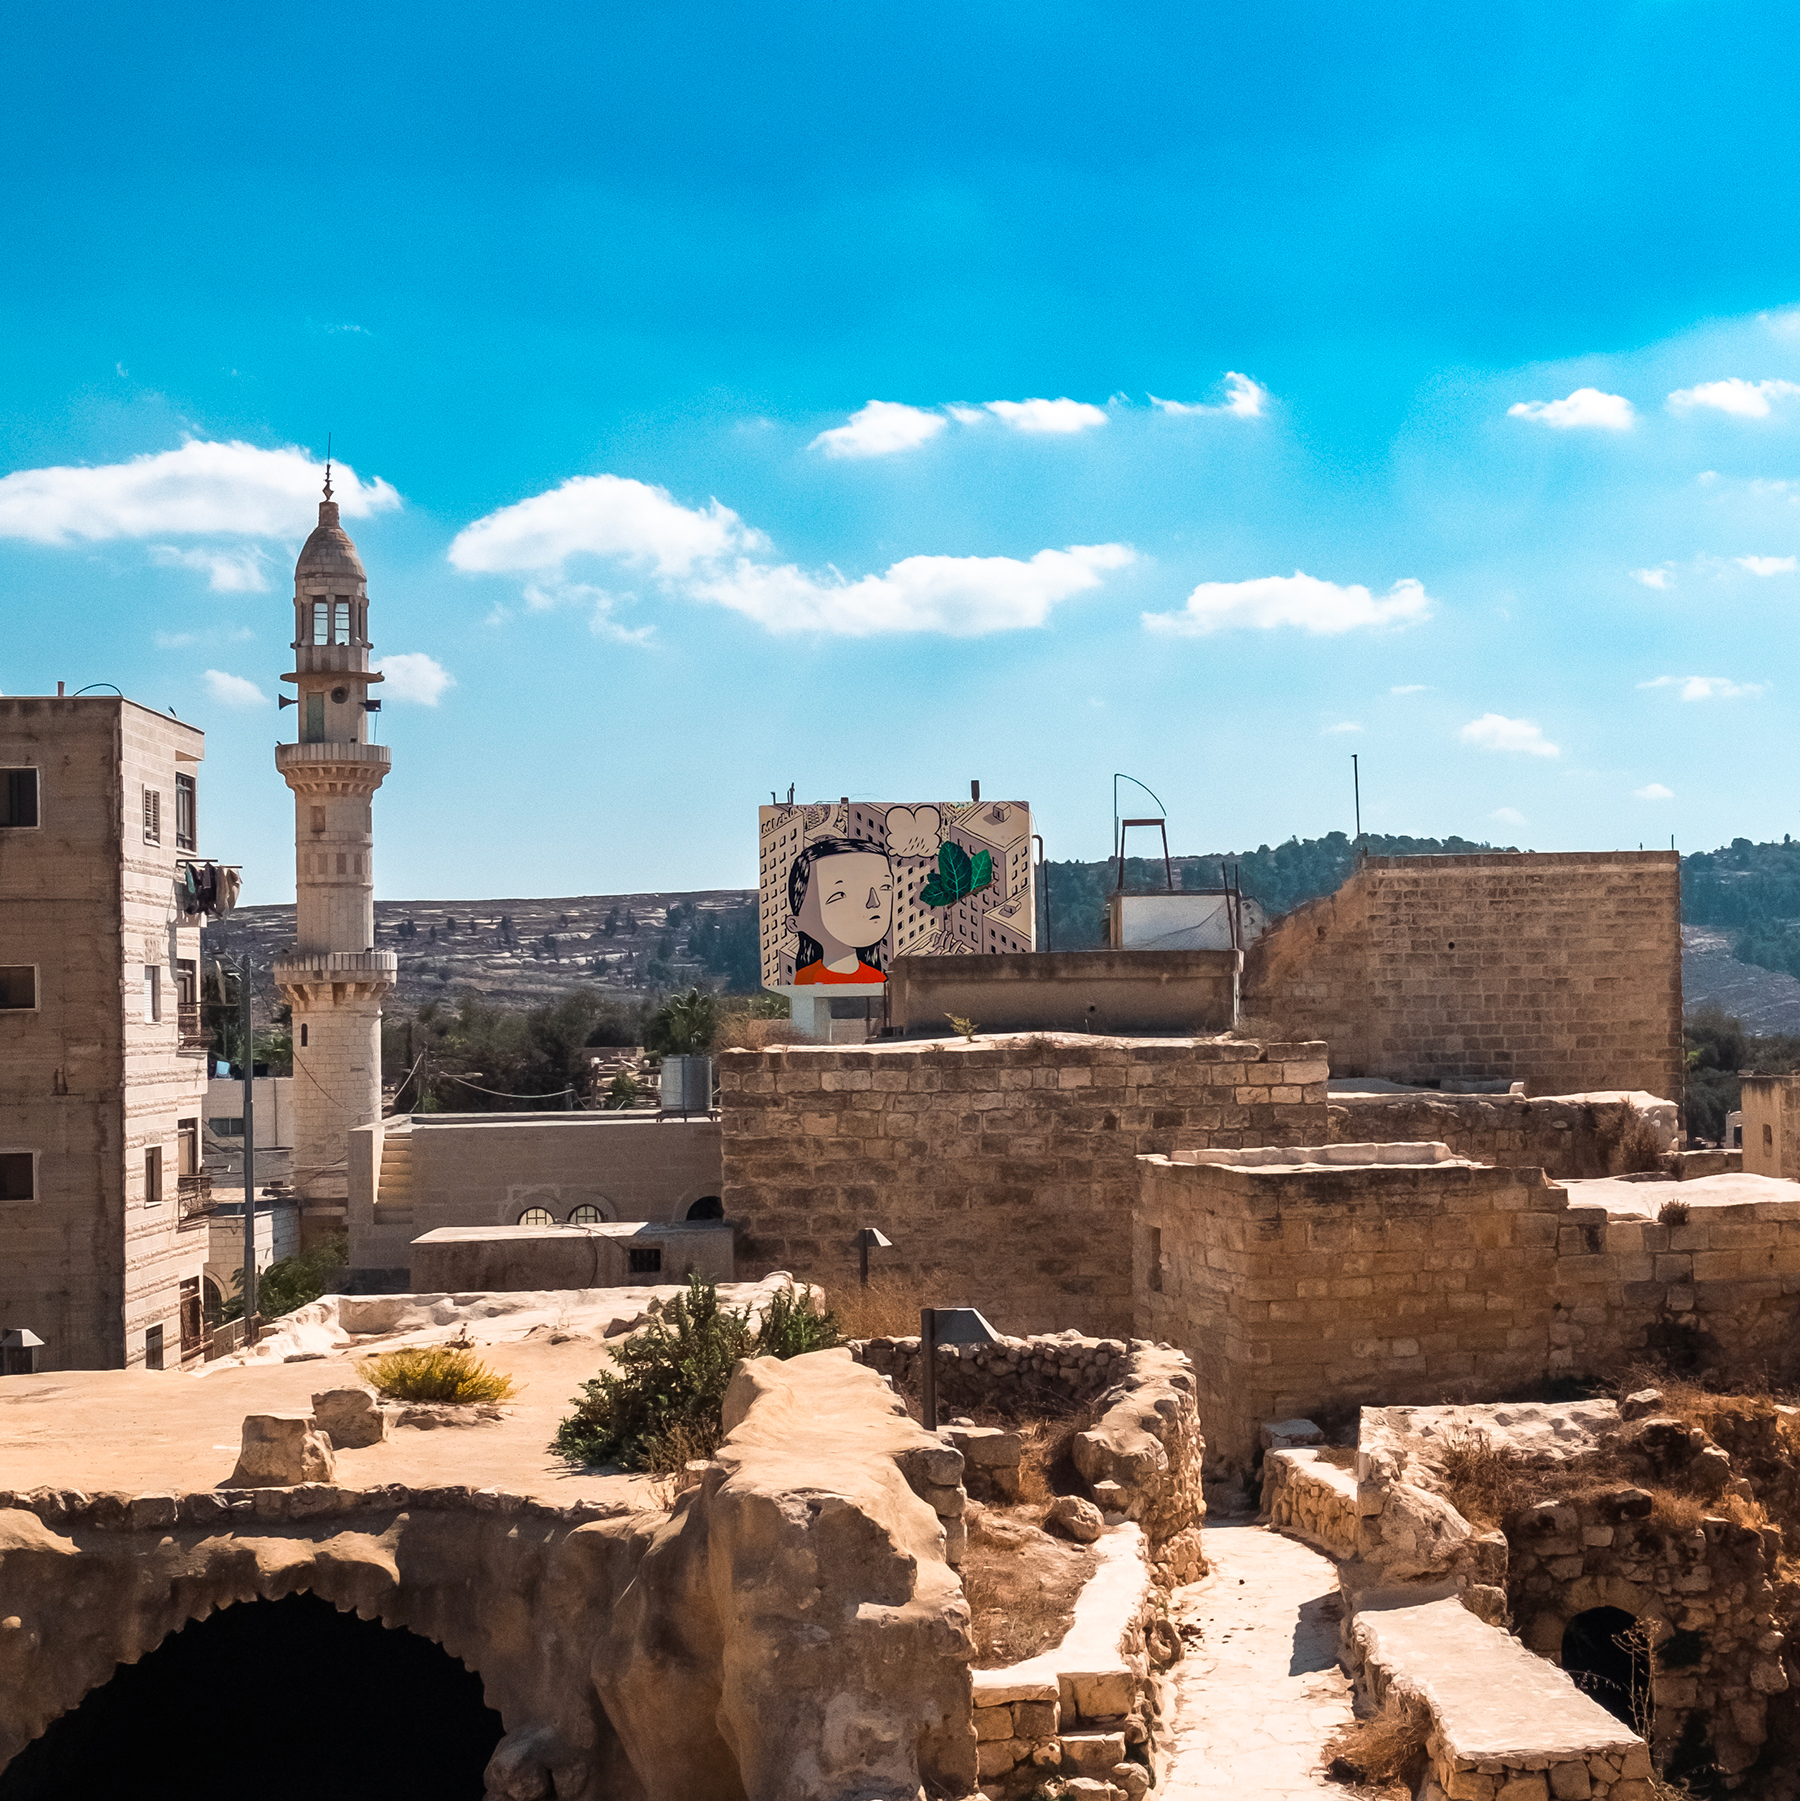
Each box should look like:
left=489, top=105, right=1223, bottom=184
left=789, top=836, right=890, bottom=975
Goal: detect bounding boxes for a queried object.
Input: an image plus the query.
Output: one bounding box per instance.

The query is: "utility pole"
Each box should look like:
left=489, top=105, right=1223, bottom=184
left=1352, top=754, right=1363, bottom=859
left=235, top=958, right=258, bottom=1343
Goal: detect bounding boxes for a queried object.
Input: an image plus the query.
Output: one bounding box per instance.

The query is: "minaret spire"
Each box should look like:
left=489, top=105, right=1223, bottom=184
left=273, top=468, right=393, bottom=1242
left=323, top=433, right=334, bottom=505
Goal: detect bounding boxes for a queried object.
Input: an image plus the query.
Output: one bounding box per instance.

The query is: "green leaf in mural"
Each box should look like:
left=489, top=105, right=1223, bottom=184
left=921, top=841, right=996, bottom=908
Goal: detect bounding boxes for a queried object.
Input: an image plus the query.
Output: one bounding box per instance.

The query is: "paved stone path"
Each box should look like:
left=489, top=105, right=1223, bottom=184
left=1160, top=1520, right=1357, bottom=1799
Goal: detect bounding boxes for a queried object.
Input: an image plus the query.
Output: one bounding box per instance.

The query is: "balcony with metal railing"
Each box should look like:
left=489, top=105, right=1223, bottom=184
left=178, top=1171, right=216, bottom=1220
left=177, top=1000, right=210, bottom=1055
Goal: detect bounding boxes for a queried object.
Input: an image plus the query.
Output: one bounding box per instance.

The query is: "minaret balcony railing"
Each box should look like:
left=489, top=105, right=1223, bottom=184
left=273, top=949, right=400, bottom=983
left=275, top=741, right=391, bottom=774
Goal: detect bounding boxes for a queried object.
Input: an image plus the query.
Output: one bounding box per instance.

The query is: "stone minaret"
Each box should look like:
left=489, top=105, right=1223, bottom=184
left=274, top=470, right=396, bottom=1235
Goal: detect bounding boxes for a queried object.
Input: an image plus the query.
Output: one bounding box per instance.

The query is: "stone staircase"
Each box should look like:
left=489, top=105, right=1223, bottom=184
left=373, top=1127, right=415, bottom=1228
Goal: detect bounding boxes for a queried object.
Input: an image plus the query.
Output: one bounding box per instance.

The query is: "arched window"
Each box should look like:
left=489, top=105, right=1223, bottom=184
left=568, top=1204, right=603, bottom=1225
left=686, top=1195, right=724, bottom=1221
left=516, top=1206, right=554, bottom=1227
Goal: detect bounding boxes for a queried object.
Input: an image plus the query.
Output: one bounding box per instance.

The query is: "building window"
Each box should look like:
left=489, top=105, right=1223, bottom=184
left=1148, top=1225, right=1164, bottom=1293
left=145, top=1146, right=163, bottom=1207
left=142, top=787, right=161, bottom=845
left=175, top=773, right=197, bottom=850
left=0, top=768, right=39, bottom=828
left=334, top=598, right=351, bottom=642
left=569, top=1204, right=603, bottom=1224
left=0, top=1152, right=34, bottom=1201
left=177, top=1118, right=199, bottom=1177
left=143, top=964, right=162, bottom=1023
left=686, top=1196, right=724, bottom=1221
left=310, top=805, right=326, bottom=833
left=300, top=1024, right=308, bottom=1048
left=179, top=1278, right=203, bottom=1355
left=304, top=693, right=326, bottom=742
left=312, top=598, right=329, bottom=644
left=1766, top=1124, right=1775, bottom=1149
left=210, top=1116, right=244, bottom=1137
left=0, top=966, right=36, bottom=1010
left=628, top=1247, right=663, bottom=1275
left=145, top=1325, right=164, bottom=1371
left=517, top=1207, right=555, bottom=1226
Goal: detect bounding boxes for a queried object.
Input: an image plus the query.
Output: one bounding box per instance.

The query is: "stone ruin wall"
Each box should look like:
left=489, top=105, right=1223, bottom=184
left=849, top=1329, right=1207, bottom=1585
left=1243, top=851, right=1684, bottom=1104
left=0, top=1351, right=983, bottom=1801
left=720, top=1035, right=1326, bottom=1340
left=1135, top=1155, right=1800, bottom=1476
left=1329, top=1090, right=1679, bottom=1180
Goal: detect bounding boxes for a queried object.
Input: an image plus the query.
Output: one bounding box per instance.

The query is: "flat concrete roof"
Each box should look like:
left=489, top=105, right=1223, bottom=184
left=1565, top=1170, right=1800, bottom=1219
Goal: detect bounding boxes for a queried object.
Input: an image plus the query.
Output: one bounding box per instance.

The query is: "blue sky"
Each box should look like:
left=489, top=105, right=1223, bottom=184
left=5, top=1, right=1800, bottom=902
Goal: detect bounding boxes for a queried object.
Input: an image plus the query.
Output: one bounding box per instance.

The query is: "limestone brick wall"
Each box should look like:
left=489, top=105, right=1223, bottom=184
left=0, top=697, right=208, bottom=1371
left=1328, top=1090, right=1678, bottom=1179
left=721, top=1034, right=1327, bottom=1339
left=1260, top=1448, right=1360, bottom=1558
left=1136, top=1155, right=1800, bottom=1475
left=1243, top=851, right=1683, bottom=1102
left=1738, top=1075, right=1800, bottom=1178
left=287, top=996, right=382, bottom=1207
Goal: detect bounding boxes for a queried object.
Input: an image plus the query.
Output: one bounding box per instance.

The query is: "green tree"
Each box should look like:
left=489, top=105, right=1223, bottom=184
left=646, top=987, right=720, bottom=1054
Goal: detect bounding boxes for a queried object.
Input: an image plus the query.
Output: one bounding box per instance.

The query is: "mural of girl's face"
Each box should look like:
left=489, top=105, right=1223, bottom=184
left=796, top=849, right=893, bottom=955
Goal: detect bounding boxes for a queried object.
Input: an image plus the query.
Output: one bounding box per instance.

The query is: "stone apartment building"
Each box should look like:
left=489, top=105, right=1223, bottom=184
left=0, top=694, right=219, bottom=1369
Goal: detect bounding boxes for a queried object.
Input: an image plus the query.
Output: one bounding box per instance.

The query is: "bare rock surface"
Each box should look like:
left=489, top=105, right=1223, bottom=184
left=310, top=1386, right=388, bottom=1449
left=1045, top=1495, right=1105, bottom=1543
left=1161, top=1522, right=1353, bottom=1798
left=224, top=1414, right=334, bottom=1487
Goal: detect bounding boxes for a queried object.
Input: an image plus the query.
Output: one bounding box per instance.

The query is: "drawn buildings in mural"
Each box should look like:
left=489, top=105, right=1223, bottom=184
left=757, top=800, right=1034, bottom=992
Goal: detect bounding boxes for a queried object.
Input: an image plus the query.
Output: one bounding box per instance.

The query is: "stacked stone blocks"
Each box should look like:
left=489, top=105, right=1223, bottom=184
left=721, top=1034, right=1327, bottom=1338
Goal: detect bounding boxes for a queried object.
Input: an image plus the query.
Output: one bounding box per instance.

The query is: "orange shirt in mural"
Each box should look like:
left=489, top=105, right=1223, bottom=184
left=793, top=959, right=887, bottom=985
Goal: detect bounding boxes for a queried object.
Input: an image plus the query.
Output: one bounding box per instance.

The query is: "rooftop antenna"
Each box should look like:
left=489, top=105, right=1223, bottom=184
left=1353, top=754, right=1363, bottom=860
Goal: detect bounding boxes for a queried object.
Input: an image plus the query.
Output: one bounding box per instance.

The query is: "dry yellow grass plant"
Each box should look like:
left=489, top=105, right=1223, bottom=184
left=358, top=1345, right=517, bottom=1405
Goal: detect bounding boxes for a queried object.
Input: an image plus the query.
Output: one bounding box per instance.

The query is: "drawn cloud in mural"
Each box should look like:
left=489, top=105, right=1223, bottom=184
left=884, top=805, right=944, bottom=859
left=759, top=800, right=1035, bottom=990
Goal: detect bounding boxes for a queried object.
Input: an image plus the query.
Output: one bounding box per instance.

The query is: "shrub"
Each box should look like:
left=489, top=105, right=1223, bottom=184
left=1659, top=1197, right=1692, bottom=1225
left=360, top=1345, right=517, bottom=1405
left=552, top=1276, right=841, bottom=1473
left=1326, top=1696, right=1431, bottom=1795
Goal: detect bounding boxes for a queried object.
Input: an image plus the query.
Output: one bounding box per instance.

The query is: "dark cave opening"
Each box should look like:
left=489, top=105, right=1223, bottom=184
left=1562, top=1604, right=1650, bottom=1728
left=0, top=1592, right=504, bottom=1801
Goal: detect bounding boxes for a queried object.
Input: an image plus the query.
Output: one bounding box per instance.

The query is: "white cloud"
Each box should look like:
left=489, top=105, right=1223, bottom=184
left=1737, top=554, right=1798, bottom=576
left=1668, top=377, right=1800, bottom=418
left=983, top=398, right=1109, bottom=435
left=1632, top=565, right=1674, bottom=590
left=1323, top=721, right=1363, bottom=734
left=1390, top=683, right=1429, bottom=694
left=150, top=544, right=272, bottom=592
left=1634, top=783, right=1675, bottom=800
left=1506, top=388, right=1635, bottom=430
left=0, top=440, right=398, bottom=544
left=1150, top=373, right=1269, bottom=420
left=1460, top=714, right=1560, bottom=757
left=1144, top=571, right=1433, bottom=637
left=202, top=669, right=266, bottom=709
left=810, top=401, right=948, bottom=460
left=690, top=544, right=1134, bottom=637
left=1637, top=675, right=1768, bottom=701
left=448, top=474, right=761, bottom=580
left=1492, top=806, right=1527, bottom=826
left=454, top=470, right=1135, bottom=638
left=377, top=652, right=456, bottom=706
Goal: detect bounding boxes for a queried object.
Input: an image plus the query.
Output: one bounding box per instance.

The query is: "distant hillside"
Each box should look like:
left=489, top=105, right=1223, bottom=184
left=203, top=888, right=758, bottom=1024
left=1681, top=837, right=1800, bottom=988
left=1037, top=831, right=1514, bottom=949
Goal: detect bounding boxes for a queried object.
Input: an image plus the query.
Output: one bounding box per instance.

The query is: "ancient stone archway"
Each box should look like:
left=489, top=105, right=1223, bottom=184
left=0, top=1592, right=503, bottom=1801
left=1561, top=1605, right=1648, bottom=1728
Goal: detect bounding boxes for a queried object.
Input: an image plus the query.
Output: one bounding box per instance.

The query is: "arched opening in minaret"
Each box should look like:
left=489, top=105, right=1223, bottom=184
left=0, top=1594, right=504, bottom=1801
